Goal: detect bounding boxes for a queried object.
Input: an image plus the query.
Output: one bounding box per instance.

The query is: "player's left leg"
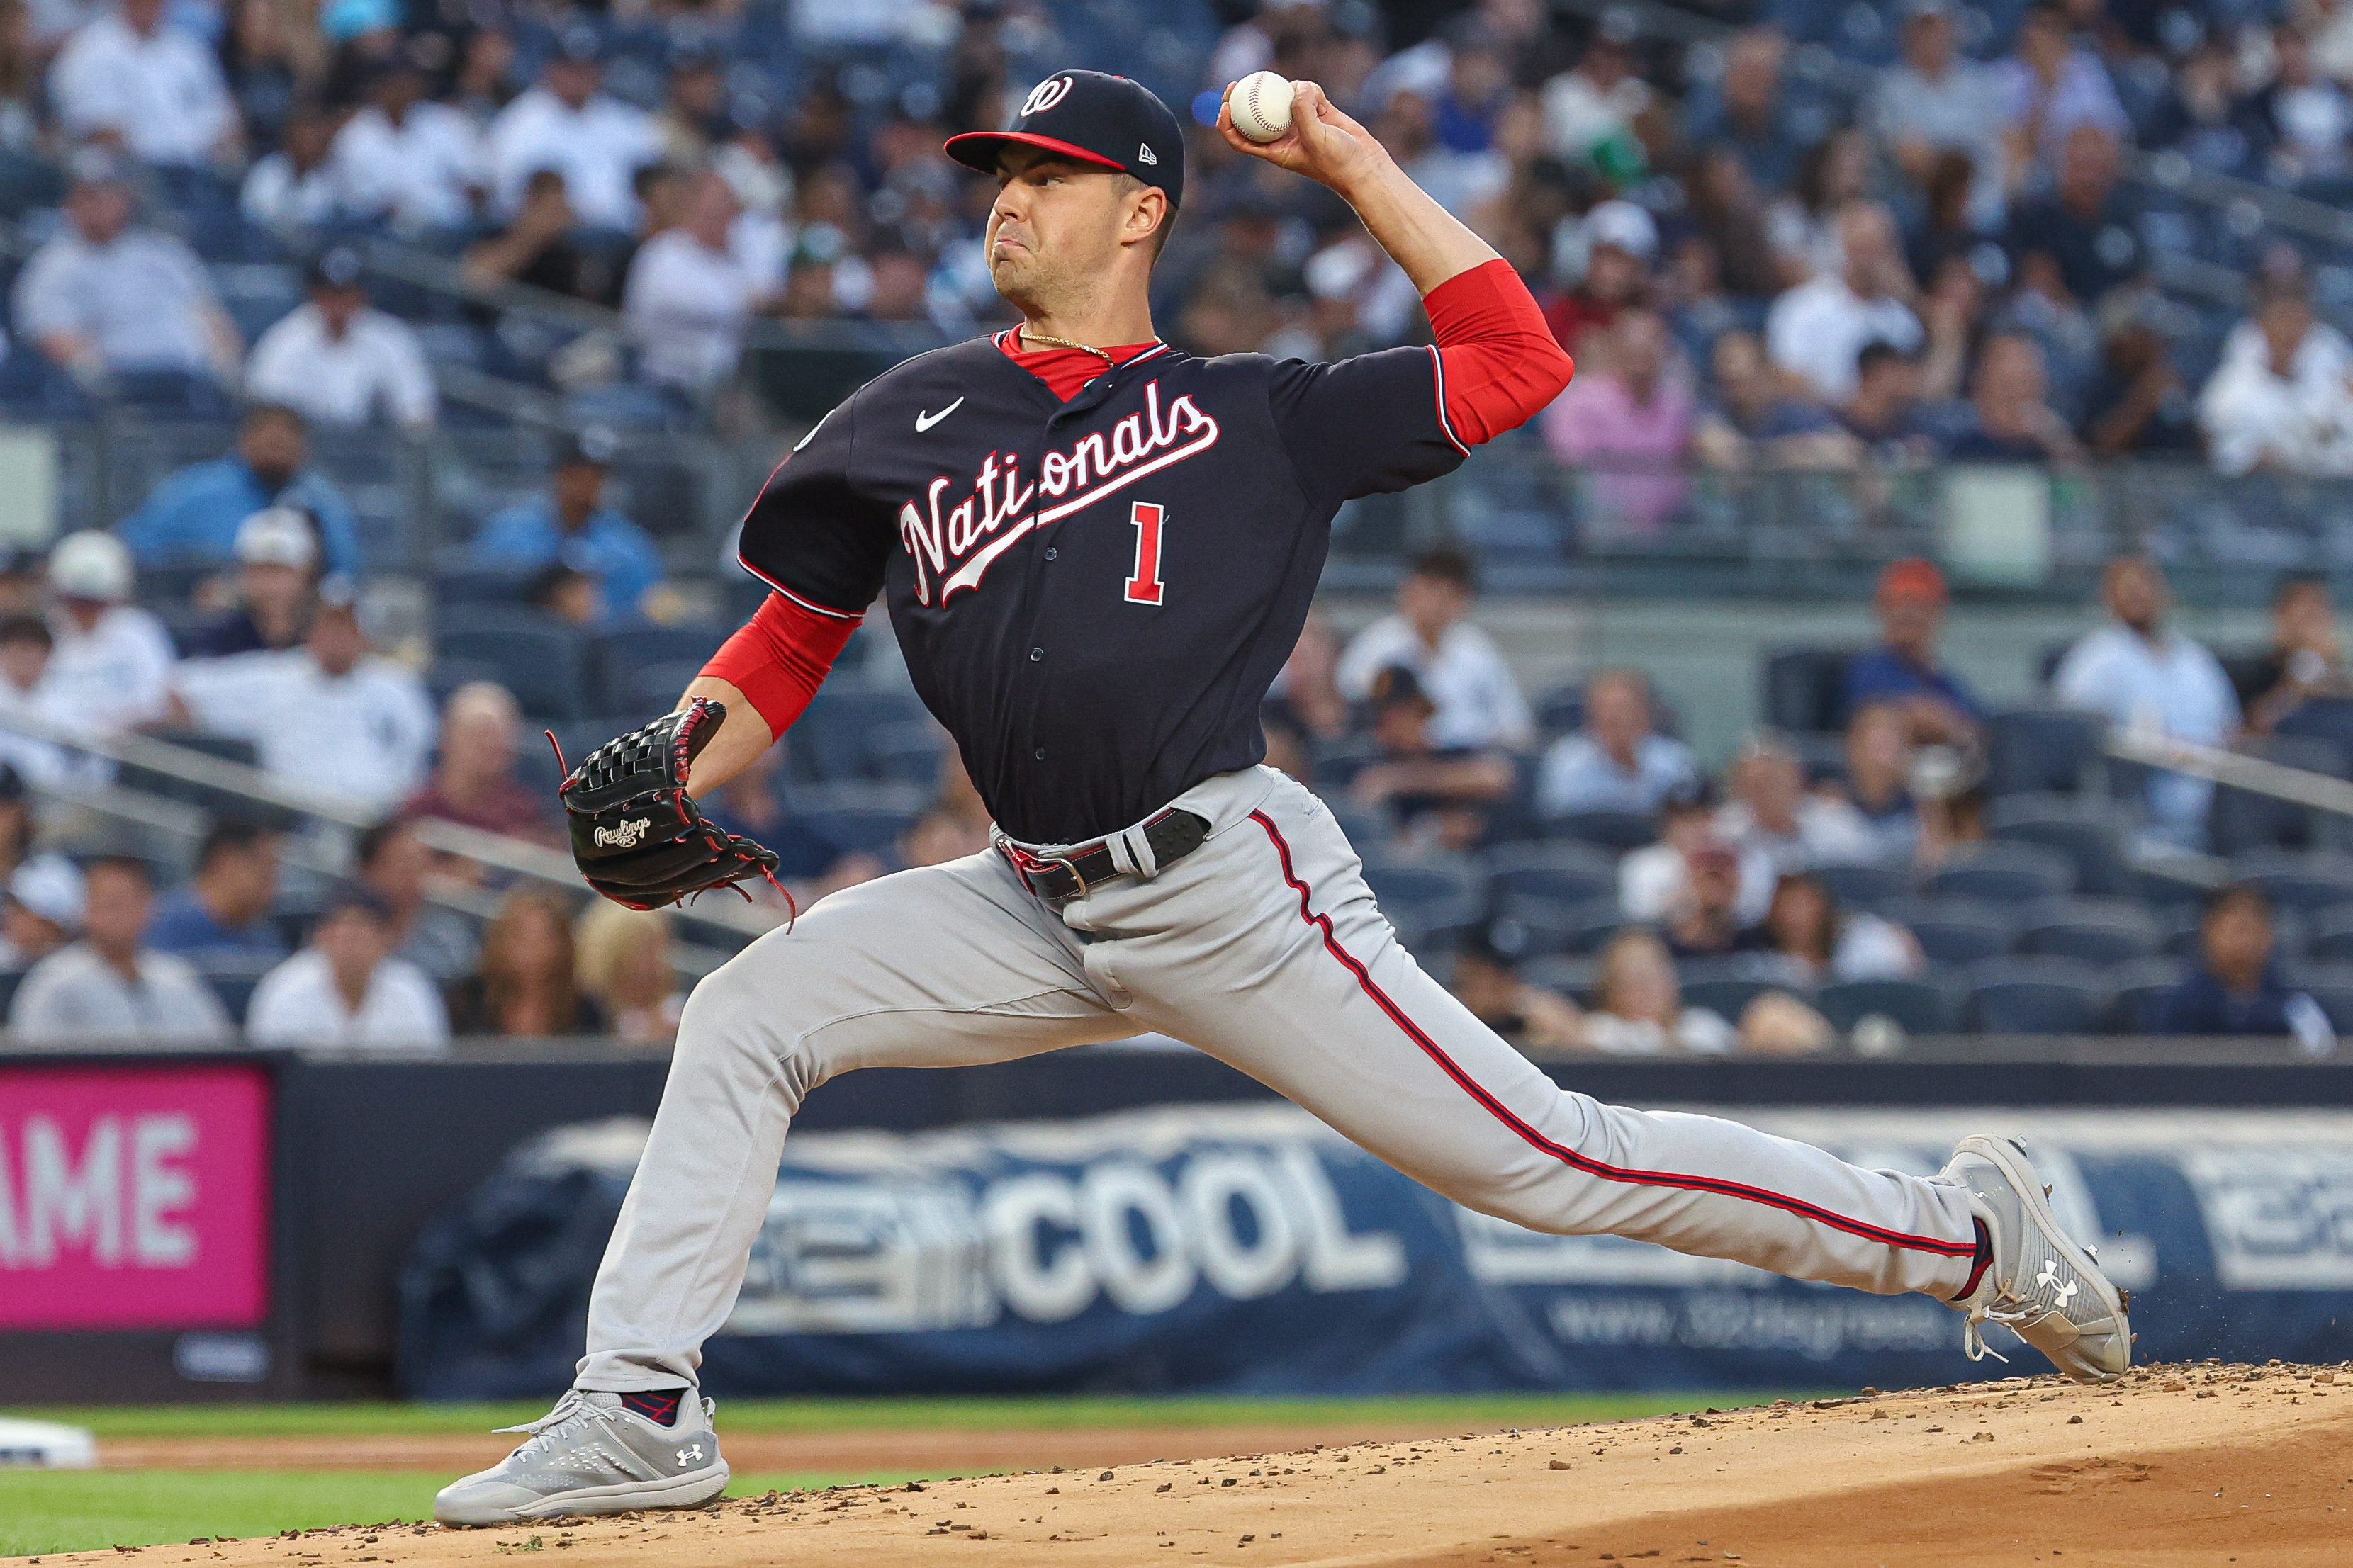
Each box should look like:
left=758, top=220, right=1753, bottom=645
left=1062, top=766, right=2126, bottom=1380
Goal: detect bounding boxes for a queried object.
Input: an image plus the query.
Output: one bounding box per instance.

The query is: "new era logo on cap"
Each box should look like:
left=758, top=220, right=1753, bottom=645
left=944, top=68, right=1184, bottom=210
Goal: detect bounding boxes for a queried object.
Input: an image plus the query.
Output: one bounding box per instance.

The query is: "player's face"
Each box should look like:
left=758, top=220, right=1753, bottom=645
left=987, top=148, right=1130, bottom=310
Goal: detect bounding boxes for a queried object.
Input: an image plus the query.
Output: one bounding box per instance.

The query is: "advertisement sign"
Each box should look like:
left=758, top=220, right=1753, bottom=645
left=0, top=1063, right=271, bottom=1331
left=400, top=1105, right=2353, bottom=1398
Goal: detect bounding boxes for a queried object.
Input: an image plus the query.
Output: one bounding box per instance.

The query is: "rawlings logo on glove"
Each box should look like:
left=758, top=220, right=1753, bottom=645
left=556, top=699, right=786, bottom=912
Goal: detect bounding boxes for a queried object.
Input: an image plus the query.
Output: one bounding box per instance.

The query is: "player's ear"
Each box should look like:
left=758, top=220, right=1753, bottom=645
left=1125, top=184, right=1168, bottom=249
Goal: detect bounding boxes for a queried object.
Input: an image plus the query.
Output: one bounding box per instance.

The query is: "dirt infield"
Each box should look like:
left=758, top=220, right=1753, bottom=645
left=30, top=1364, right=2353, bottom=1568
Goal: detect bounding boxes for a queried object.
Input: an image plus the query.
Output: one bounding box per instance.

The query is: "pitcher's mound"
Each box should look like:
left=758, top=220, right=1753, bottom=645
left=44, top=1364, right=2353, bottom=1568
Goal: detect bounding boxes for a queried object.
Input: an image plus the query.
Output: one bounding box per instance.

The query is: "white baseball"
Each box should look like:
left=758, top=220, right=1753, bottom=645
left=1230, top=71, right=1297, bottom=143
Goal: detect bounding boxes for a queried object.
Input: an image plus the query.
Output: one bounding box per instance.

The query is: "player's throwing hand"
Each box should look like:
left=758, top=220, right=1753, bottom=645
left=1217, top=78, right=1388, bottom=193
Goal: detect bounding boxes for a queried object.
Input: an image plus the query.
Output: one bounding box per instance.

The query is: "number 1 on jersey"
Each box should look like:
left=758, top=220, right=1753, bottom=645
left=1123, top=502, right=1166, bottom=605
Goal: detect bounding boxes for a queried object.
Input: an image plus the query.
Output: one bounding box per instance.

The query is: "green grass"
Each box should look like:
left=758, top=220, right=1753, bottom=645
left=6, top=1391, right=1812, bottom=1443
left=0, top=1392, right=1830, bottom=1557
left=0, top=1470, right=906, bottom=1557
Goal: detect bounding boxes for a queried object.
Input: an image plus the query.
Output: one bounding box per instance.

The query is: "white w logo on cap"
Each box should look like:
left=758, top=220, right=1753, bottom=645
left=1021, top=75, right=1073, bottom=117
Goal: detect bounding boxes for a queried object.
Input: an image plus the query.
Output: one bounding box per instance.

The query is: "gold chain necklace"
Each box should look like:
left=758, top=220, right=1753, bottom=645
left=1018, top=328, right=1117, bottom=362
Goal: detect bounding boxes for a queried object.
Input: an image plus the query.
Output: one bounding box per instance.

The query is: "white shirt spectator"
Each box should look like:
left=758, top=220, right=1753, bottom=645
left=13, top=225, right=219, bottom=374
left=622, top=229, right=756, bottom=393
left=1579, top=1007, right=1736, bottom=1056
left=48, top=9, right=235, bottom=167
left=174, top=649, right=437, bottom=811
left=245, top=948, right=449, bottom=1052
left=241, top=151, right=343, bottom=230
left=246, top=304, right=438, bottom=429
left=9, top=942, right=232, bottom=1045
left=1536, top=732, right=1700, bottom=818
left=1714, top=795, right=1882, bottom=872
left=1865, top=57, right=2009, bottom=229
left=0, top=664, right=84, bottom=790
left=41, top=603, right=174, bottom=735
left=1765, top=275, right=1924, bottom=403
left=2054, top=621, right=2239, bottom=845
left=486, top=85, right=661, bottom=229
left=1336, top=614, right=1533, bottom=751
left=2197, top=349, right=2353, bottom=477
left=2218, top=317, right=2352, bottom=389
left=1619, top=840, right=1778, bottom=928
left=330, top=102, right=484, bottom=231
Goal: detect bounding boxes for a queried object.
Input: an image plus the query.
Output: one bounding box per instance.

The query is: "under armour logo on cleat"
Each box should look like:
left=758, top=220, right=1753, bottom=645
left=2033, top=1260, right=2078, bottom=1303
left=677, top=1443, right=704, bottom=1465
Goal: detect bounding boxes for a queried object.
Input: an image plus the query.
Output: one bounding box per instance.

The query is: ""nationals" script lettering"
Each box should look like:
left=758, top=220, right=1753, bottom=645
left=899, top=381, right=1220, bottom=604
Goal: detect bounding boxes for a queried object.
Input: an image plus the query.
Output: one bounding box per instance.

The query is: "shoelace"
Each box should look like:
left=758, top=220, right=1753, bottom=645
left=492, top=1391, right=622, bottom=1453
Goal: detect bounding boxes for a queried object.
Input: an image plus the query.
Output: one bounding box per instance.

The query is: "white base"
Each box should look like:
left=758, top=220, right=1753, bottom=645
left=0, top=1416, right=97, bottom=1468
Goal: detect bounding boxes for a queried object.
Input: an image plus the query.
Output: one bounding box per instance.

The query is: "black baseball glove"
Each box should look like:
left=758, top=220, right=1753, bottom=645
left=559, top=698, right=782, bottom=910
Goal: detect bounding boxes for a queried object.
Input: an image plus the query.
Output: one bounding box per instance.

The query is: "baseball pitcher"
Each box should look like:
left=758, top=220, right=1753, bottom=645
left=436, top=71, right=2129, bottom=1526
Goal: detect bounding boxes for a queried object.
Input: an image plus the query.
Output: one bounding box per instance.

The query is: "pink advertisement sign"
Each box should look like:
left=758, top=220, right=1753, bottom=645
left=0, top=1063, right=271, bottom=1330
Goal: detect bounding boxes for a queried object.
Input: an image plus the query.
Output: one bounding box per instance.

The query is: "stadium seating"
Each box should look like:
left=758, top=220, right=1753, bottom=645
left=1817, top=977, right=1954, bottom=1035
left=1480, top=842, right=1621, bottom=906
left=434, top=611, right=595, bottom=723
left=1965, top=957, right=2111, bottom=1036
left=2018, top=899, right=2164, bottom=965
left=1923, top=842, right=2077, bottom=903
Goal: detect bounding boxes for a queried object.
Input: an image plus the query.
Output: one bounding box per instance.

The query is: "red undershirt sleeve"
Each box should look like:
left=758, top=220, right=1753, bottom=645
left=698, top=592, right=863, bottom=738
left=1424, top=257, right=1576, bottom=446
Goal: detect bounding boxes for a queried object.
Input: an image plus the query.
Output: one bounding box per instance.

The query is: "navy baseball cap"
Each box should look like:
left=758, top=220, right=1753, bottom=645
left=945, top=69, right=1184, bottom=208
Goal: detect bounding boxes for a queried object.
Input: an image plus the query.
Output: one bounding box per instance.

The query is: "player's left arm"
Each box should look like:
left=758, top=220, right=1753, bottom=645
left=1218, top=79, right=1573, bottom=444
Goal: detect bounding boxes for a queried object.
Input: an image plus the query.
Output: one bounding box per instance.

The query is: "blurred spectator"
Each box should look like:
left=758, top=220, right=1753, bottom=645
left=48, top=0, right=238, bottom=168
left=1841, top=701, right=1926, bottom=864
left=0, top=764, right=31, bottom=881
left=1661, top=839, right=1750, bottom=959
left=117, top=404, right=361, bottom=576
left=1742, top=871, right=1923, bottom=986
left=329, top=57, right=484, bottom=233
left=1836, top=341, right=1935, bottom=457
left=1349, top=665, right=1512, bottom=852
left=654, top=50, right=725, bottom=168
left=1622, top=780, right=1777, bottom=927
left=14, top=157, right=240, bottom=391
left=700, top=741, right=880, bottom=895
left=2237, top=572, right=2353, bottom=734
left=1539, top=26, right=1649, bottom=169
left=461, top=169, right=612, bottom=305
left=2254, top=23, right=2349, bottom=184
left=2218, top=254, right=2350, bottom=387
left=529, top=563, right=598, bottom=625
left=1843, top=558, right=1984, bottom=744
left=1717, top=734, right=1877, bottom=871
left=354, top=815, right=477, bottom=982
left=2199, top=276, right=2353, bottom=477
left=1337, top=546, right=1530, bottom=752
left=172, top=595, right=436, bottom=812
left=1542, top=197, right=1651, bottom=359
left=1869, top=0, right=2007, bottom=230
left=245, top=247, right=437, bottom=432
left=43, top=530, right=174, bottom=736
left=1947, top=334, right=2080, bottom=462
left=2053, top=555, right=2237, bottom=851
left=1680, top=145, right=1782, bottom=302
left=1575, top=928, right=1735, bottom=1055
left=1449, top=926, right=1583, bottom=1052
left=247, top=881, right=448, bottom=1051
left=2005, top=125, right=2142, bottom=310
left=9, top=856, right=232, bottom=1045
left=1690, top=328, right=1852, bottom=469
left=0, top=854, right=84, bottom=971
left=1264, top=612, right=1352, bottom=755
left=1541, top=308, right=1692, bottom=534
left=240, top=98, right=340, bottom=230
left=1904, top=150, right=1984, bottom=295
left=472, top=431, right=663, bottom=626
left=2081, top=319, right=2199, bottom=456
left=574, top=900, right=682, bottom=1047
left=1684, top=26, right=1807, bottom=193
left=2145, top=39, right=2269, bottom=181
left=624, top=169, right=757, bottom=400
left=445, top=888, right=605, bottom=1036
left=2151, top=883, right=2332, bottom=1050
left=1991, top=1, right=2129, bottom=181
left=1766, top=129, right=1870, bottom=286
left=485, top=28, right=661, bottom=231
left=406, top=681, right=551, bottom=840
left=1537, top=667, right=1697, bottom=818
left=146, top=817, right=284, bottom=963
left=181, top=507, right=316, bottom=658
left=0, top=615, right=76, bottom=788
left=1765, top=202, right=1923, bottom=403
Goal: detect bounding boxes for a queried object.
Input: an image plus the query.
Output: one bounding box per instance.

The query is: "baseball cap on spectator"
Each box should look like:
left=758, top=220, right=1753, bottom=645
left=553, top=427, right=619, bottom=470
left=1877, top=558, right=1949, bottom=604
left=944, top=69, right=1185, bottom=210
left=317, top=879, right=394, bottom=925
left=310, top=246, right=366, bottom=292
left=66, top=145, right=131, bottom=192
left=9, top=854, right=86, bottom=932
left=237, top=507, right=320, bottom=571
left=48, top=530, right=132, bottom=602
left=1368, top=664, right=1437, bottom=716
left=1585, top=199, right=1658, bottom=261
left=554, top=23, right=603, bottom=64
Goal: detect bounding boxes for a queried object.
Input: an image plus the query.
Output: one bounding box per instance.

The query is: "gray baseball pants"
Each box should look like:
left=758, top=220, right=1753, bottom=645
left=578, top=766, right=1979, bottom=1390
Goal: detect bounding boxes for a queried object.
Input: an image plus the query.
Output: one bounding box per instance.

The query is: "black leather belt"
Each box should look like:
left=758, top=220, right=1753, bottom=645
left=999, top=808, right=1211, bottom=900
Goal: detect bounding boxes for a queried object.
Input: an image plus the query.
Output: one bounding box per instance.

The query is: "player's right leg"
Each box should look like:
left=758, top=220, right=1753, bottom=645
left=434, top=851, right=1130, bottom=1526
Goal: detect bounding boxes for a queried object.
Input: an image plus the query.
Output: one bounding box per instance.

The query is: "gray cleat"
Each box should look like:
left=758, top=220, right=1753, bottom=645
left=1941, top=1135, right=2131, bottom=1384
left=434, top=1389, right=730, bottom=1527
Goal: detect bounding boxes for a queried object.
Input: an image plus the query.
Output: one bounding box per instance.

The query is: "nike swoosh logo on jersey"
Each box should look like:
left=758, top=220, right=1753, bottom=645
left=914, top=397, right=965, bottom=432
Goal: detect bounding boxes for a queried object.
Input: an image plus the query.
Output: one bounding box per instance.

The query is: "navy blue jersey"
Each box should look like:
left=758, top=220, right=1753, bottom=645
left=739, top=334, right=1469, bottom=843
